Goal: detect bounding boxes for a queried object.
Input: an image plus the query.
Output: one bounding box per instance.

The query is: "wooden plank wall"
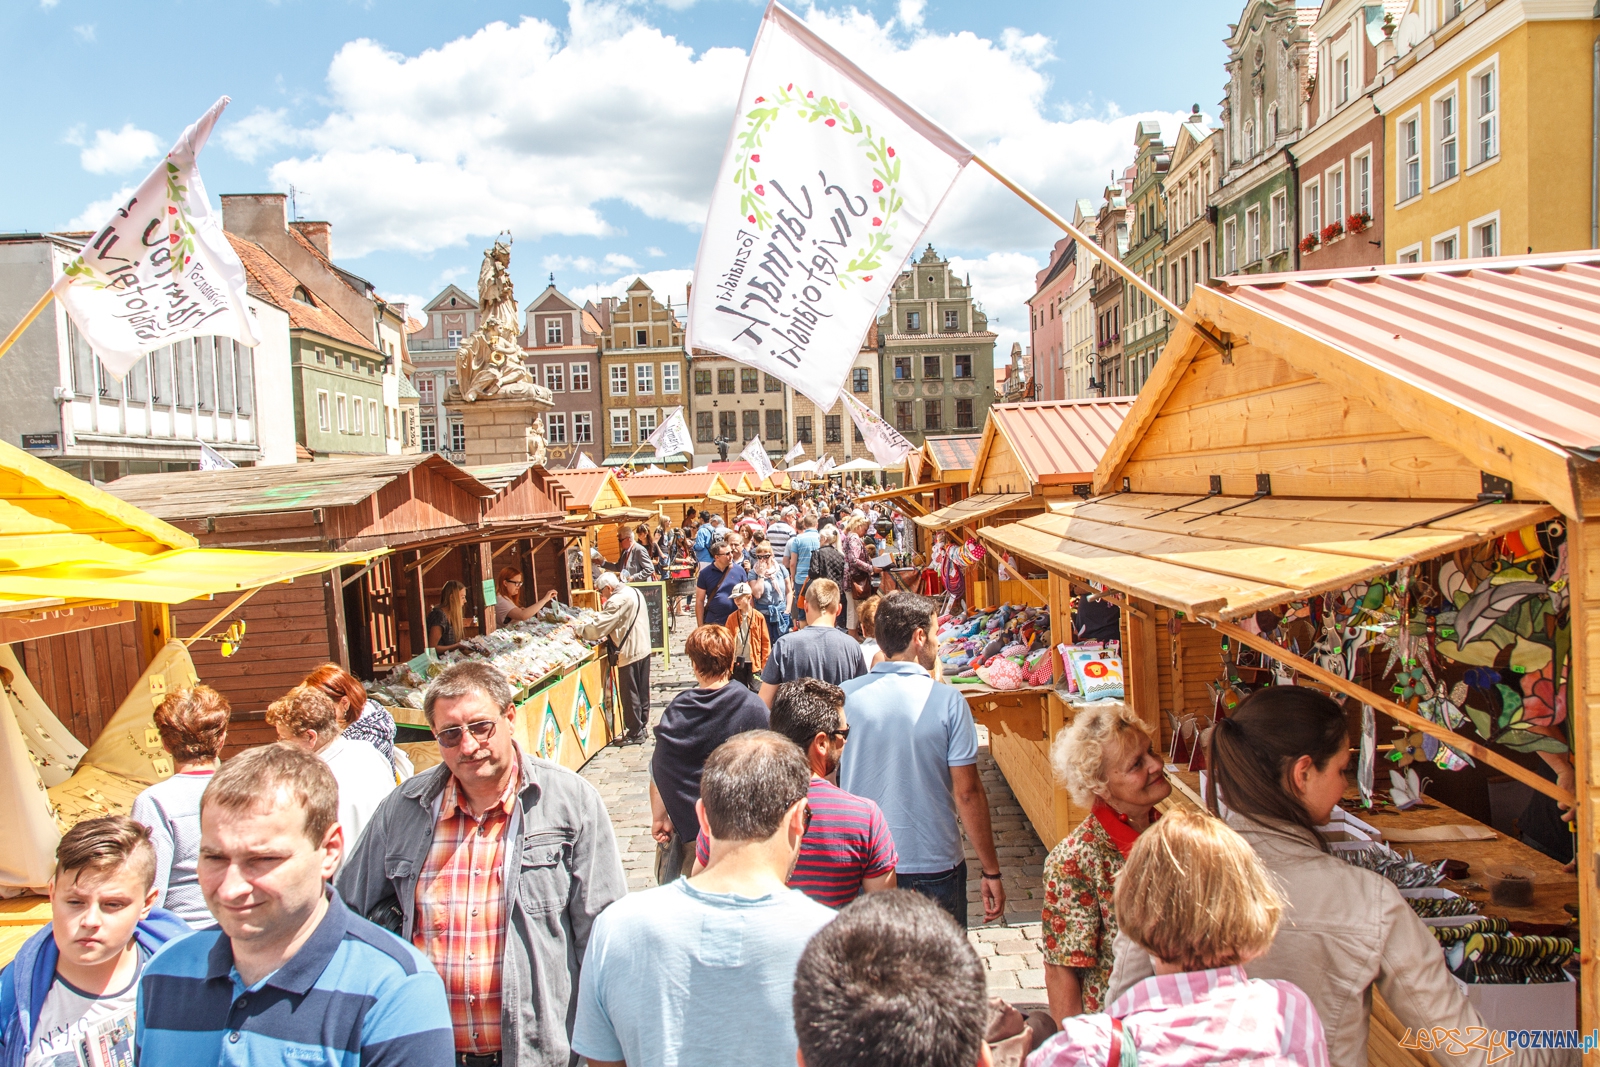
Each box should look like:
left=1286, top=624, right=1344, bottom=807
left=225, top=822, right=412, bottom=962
left=976, top=433, right=1029, bottom=495
left=16, top=620, right=148, bottom=746
left=172, top=574, right=335, bottom=715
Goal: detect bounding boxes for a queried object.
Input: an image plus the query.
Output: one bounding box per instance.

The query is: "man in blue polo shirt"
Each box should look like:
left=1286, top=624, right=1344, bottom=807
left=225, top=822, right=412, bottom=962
left=693, top=513, right=724, bottom=571
left=138, top=744, right=452, bottom=1066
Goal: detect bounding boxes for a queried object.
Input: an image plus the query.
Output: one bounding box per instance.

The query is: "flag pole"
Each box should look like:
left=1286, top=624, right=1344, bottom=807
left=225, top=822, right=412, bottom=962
left=0, top=289, right=55, bottom=363
left=970, top=155, right=1228, bottom=354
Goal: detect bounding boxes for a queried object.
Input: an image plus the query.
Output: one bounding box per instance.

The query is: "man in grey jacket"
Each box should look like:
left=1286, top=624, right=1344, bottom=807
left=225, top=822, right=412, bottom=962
left=338, top=660, right=626, bottom=1067
left=582, top=572, right=654, bottom=745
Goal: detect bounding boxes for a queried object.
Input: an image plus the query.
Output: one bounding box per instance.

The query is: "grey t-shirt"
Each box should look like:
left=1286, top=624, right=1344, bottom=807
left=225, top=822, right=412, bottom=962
left=761, top=625, right=868, bottom=688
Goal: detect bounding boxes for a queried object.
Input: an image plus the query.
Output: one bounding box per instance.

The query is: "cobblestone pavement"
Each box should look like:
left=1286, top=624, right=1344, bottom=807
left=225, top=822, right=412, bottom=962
left=579, top=621, right=1049, bottom=1005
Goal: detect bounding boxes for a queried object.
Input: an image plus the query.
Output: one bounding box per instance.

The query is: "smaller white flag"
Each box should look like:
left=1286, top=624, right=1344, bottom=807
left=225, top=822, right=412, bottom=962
left=573, top=451, right=599, bottom=469
left=198, top=443, right=235, bottom=471
left=741, top=436, right=776, bottom=481
left=840, top=391, right=912, bottom=467
left=647, top=406, right=694, bottom=459
left=782, top=441, right=805, bottom=463
left=817, top=454, right=836, bottom=475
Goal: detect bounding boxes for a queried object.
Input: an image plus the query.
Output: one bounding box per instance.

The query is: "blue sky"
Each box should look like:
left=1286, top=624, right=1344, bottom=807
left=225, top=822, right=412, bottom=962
left=3, top=0, right=1257, bottom=354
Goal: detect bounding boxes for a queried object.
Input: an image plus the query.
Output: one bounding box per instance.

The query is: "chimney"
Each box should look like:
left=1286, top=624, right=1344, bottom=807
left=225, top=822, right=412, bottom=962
left=219, top=193, right=287, bottom=241
left=291, top=220, right=332, bottom=260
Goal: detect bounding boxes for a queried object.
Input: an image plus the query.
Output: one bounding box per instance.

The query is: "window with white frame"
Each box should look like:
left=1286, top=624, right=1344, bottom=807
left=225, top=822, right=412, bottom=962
left=1272, top=191, right=1287, bottom=251
left=636, top=363, right=654, bottom=395
left=570, top=362, right=590, bottom=391
left=1244, top=120, right=1256, bottom=158
left=545, top=413, right=567, bottom=444
left=1471, top=62, right=1497, bottom=167
left=545, top=319, right=563, bottom=345
left=573, top=412, right=593, bottom=443
left=368, top=399, right=380, bottom=436
left=611, top=412, right=630, bottom=445
left=1327, top=165, right=1345, bottom=231
left=1223, top=218, right=1238, bottom=274
left=1304, top=179, right=1321, bottom=237
left=1246, top=207, right=1261, bottom=263
left=1397, top=244, right=1422, bottom=264
left=336, top=393, right=348, bottom=432
left=661, top=362, right=680, bottom=393
left=317, top=390, right=331, bottom=431
left=1433, top=230, right=1459, bottom=260
left=610, top=364, right=629, bottom=395
left=450, top=421, right=465, bottom=452
left=446, top=329, right=462, bottom=348
left=544, top=364, right=565, bottom=392
left=1434, top=91, right=1458, bottom=184
left=1354, top=151, right=1372, bottom=216
left=1471, top=214, right=1498, bottom=257
left=637, top=411, right=657, bottom=439
left=420, top=421, right=437, bottom=452
left=417, top=375, right=435, bottom=405
left=1399, top=113, right=1421, bottom=201
left=1336, top=54, right=1351, bottom=106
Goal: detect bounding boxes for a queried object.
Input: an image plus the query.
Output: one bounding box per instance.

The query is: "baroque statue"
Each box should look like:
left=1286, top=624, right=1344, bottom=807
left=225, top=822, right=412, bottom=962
left=453, top=239, right=554, bottom=407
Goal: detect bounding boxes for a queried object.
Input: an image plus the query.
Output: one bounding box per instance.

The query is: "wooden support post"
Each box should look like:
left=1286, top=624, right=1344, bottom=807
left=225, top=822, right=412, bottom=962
left=467, top=541, right=495, bottom=635
left=1124, top=597, right=1163, bottom=740
left=1568, top=516, right=1599, bottom=1037
left=322, top=572, right=350, bottom=670
left=135, top=602, right=171, bottom=667
left=402, top=548, right=428, bottom=659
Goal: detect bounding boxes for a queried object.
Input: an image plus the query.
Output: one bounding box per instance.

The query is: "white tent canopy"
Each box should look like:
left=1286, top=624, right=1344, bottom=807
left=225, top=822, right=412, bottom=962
left=834, top=457, right=883, bottom=472
left=785, top=460, right=819, bottom=473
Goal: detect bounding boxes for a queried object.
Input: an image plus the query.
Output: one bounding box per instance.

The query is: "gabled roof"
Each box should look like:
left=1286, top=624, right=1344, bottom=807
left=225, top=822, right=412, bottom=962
left=618, top=471, right=735, bottom=501
left=925, top=435, right=982, bottom=478
left=226, top=233, right=380, bottom=355
left=424, top=284, right=478, bottom=312
left=626, top=277, right=652, bottom=293
left=547, top=469, right=631, bottom=513
left=974, top=399, right=1134, bottom=492
left=529, top=285, right=583, bottom=314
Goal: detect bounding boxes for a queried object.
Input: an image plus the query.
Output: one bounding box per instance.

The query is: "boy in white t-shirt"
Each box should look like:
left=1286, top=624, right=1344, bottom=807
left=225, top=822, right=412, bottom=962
left=0, top=817, right=189, bottom=1067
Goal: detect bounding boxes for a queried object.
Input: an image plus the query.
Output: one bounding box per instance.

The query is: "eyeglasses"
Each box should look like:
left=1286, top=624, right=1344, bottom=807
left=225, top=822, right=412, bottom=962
left=435, top=719, right=499, bottom=748
left=830, top=726, right=851, bottom=741
left=802, top=802, right=813, bottom=833
left=506, top=579, right=524, bottom=588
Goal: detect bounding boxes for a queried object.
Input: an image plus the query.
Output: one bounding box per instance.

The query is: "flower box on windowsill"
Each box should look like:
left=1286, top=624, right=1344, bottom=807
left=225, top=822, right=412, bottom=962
left=1320, top=221, right=1344, bottom=243
left=1346, top=212, right=1372, bottom=234
left=1298, top=234, right=1320, bottom=254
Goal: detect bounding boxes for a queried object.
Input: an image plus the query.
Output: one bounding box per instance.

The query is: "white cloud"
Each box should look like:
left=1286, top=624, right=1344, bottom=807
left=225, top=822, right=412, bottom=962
left=65, top=184, right=135, bottom=231
left=220, top=107, right=301, bottom=164
left=39, top=0, right=59, bottom=9
left=543, top=253, right=599, bottom=274
left=948, top=251, right=1043, bottom=365
left=896, top=0, right=924, bottom=30
left=72, top=23, right=94, bottom=41
left=379, top=291, right=433, bottom=317
left=603, top=252, right=638, bottom=269
left=644, top=246, right=665, bottom=257
left=76, top=124, right=161, bottom=175
left=566, top=268, right=693, bottom=308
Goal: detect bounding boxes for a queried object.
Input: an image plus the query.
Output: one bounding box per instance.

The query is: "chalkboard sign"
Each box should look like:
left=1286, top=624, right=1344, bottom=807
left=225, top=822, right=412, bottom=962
left=627, top=581, right=671, bottom=669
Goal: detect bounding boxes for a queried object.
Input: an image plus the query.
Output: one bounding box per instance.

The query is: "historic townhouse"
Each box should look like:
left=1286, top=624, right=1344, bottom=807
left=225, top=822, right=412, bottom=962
left=1063, top=200, right=1099, bottom=400
left=522, top=281, right=603, bottom=467
left=787, top=326, right=881, bottom=467
left=1026, top=236, right=1077, bottom=401
left=411, top=284, right=475, bottom=457
left=1122, top=121, right=1171, bottom=395
left=601, top=279, right=687, bottom=466
left=1165, top=109, right=1219, bottom=308
left=1090, top=171, right=1133, bottom=397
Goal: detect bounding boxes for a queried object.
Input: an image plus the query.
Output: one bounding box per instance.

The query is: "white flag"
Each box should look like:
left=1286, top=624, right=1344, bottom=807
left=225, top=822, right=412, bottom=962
left=741, top=436, right=776, bottom=481
left=817, top=453, right=836, bottom=475
left=783, top=441, right=805, bottom=463
left=647, top=407, right=694, bottom=459
left=198, top=442, right=235, bottom=471
left=53, top=98, right=259, bottom=378
left=686, top=2, right=972, bottom=411
left=840, top=391, right=912, bottom=466
left=573, top=451, right=598, bottom=469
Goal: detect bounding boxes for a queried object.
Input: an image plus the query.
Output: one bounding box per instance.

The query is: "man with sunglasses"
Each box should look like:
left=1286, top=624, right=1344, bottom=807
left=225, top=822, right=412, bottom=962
left=339, top=660, right=626, bottom=1067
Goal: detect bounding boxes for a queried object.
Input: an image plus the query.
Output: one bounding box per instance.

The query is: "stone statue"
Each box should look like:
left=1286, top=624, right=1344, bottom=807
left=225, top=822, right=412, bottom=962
left=526, top=415, right=549, bottom=468
left=454, top=239, right=554, bottom=406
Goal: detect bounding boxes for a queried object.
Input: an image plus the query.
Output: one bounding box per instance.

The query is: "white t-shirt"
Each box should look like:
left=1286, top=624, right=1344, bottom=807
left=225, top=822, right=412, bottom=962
left=320, top=734, right=397, bottom=855
left=25, top=952, right=143, bottom=1067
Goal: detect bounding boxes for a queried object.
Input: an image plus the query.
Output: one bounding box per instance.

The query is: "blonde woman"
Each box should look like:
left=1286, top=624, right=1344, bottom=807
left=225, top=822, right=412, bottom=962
left=426, top=580, right=467, bottom=652
left=1031, top=808, right=1329, bottom=1066
left=1040, top=704, right=1171, bottom=1021
left=841, top=513, right=874, bottom=635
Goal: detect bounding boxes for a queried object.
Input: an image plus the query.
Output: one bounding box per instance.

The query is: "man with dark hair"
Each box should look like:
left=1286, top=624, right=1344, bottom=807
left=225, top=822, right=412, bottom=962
left=137, top=745, right=453, bottom=1065
left=574, top=732, right=834, bottom=1067
left=339, top=659, right=626, bottom=1067
left=693, top=679, right=897, bottom=906
left=841, top=591, right=1006, bottom=929
left=759, top=578, right=866, bottom=707
left=695, top=537, right=747, bottom=628
left=793, top=890, right=990, bottom=1067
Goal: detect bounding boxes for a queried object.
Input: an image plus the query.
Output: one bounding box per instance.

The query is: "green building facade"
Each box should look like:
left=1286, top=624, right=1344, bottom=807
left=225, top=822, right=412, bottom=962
left=290, top=333, right=390, bottom=457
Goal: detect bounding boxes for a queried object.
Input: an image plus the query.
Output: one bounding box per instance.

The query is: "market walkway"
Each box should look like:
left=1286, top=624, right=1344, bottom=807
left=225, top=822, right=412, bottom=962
left=578, top=622, right=1050, bottom=1004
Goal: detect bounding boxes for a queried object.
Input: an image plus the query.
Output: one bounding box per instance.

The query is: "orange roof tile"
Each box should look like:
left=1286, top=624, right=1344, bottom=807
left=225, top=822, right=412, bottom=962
left=988, top=399, right=1134, bottom=485
left=226, top=233, right=380, bottom=354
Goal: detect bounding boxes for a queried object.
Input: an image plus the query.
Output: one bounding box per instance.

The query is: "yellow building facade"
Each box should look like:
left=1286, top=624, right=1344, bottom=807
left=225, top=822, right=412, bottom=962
left=1375, top=0, right=1597, bottom=263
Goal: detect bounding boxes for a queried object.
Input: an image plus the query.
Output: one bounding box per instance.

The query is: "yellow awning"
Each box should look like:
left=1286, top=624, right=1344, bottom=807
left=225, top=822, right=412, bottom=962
left=0, top=546, right=386, bottom=605
left=978, top=493, right=1556, bottom=620
left=915, top=492, right=1035, bottom=532
left=857, top=482, right=941, bottom=503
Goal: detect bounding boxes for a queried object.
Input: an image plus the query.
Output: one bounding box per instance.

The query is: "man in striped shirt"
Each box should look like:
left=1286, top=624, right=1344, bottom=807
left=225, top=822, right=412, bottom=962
left=138, top=744, right=454, bottom=1066
left=694, top=678, right=896, bottom=906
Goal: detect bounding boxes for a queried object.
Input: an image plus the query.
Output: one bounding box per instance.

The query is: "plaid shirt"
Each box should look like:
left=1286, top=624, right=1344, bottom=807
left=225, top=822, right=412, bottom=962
left=413, top=762, right=520, bottom=1054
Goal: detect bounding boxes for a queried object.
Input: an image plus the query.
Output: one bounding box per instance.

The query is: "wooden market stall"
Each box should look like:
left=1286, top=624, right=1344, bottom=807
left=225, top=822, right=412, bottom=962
left=975, top=252, right=1600, bottom=1041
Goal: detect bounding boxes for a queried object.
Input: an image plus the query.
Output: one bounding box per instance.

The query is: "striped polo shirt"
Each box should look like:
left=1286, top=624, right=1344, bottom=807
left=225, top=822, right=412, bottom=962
left=138, top=890, right=454, bottom=1066
left=697, top=776, right=898, bottom=907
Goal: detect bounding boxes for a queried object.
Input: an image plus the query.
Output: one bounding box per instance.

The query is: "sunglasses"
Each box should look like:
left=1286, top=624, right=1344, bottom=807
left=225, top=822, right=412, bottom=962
left=830, top=726, right=851, bottom=741
left=436, top=718, right=499, bottom=748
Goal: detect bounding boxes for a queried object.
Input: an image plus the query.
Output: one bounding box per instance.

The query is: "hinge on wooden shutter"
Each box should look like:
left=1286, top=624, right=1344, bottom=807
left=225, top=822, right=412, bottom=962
left=1073, top=483, right=1091, bottom=499
left=1479, top=472, right=1513, bottom=502
left=1256, top=474, right=1272, bottom=496
left=1209, top=475, right=1223, bottom=494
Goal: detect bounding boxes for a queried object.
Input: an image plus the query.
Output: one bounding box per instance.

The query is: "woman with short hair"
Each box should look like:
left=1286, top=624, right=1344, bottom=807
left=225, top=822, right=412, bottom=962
left=130, top=685, right=231, bottom=927
left=1040, top=703, right=1171, bottom=1020
left=809, top=526, right=849, bottom=631
left=267, top=684, right=396, bottom=853
left=302, top=662, right=410, bottom=781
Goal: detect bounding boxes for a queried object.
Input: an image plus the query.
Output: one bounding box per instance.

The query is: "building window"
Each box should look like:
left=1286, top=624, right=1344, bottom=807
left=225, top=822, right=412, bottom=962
left=955, top=398, right=974, bottom=429
left=953, top=353, right=972, bottom=379
left=922, top=354, right=941, bottom=379
left=317, top=390, right=331, bottom=431
left=1354, top=151, right=1372, bottom=215
left=1244, top=119, right=1256, bottom=158
left=1246, top=206, right=1260, bottom=263
left=763, top=373, right=783, bottom=393
left=447, top=329, right=462, bottom=348
left=905, top=311, right=921, bottom=331
left=636, top=363, right=654, bottom=395
left=545, top=364, right=565, bottom=392
left=1327, top=165, right=1345, bottom=231
left=693, top=368, right=712, bottom=395
left=1433, top=231, right=1459, bottom=261
left=765, top=408, right=784, bottom=443
left=545, top=320, right=563, bottom=345
left=573, top=412, right=593, bottom=443
left=1472, top=65, right=1497, bottom=167
left=1400, top=114, right=1421, bottom=201
left=611, top=412, right=631, bottom=445
left=570, top=362, right=590, bottom=391
left=852, top=367, right=871, bottom=393
left=635, top=329, right=648, bottom=347
left=944, top=309, right=959, bottom=330
left=368, top=398, right=379, bottom=436
left=1223, top=218, right=1237, bottom=274
left=638, top=411, right=657, bottom=438
left=420, top=421, right=437, bottom=452
left=1304, top=180, right=1321, bottom=237
left=893, top=356, right=912, bottom=380
left=336, top=393, right=348, bottom=432
left=894, top=401, right=914, bottom=432
left=718, top=410, right=737, bottom=441
left=1435, top=92, right=1458, bottom=184
left=1471, top=215, right=1498, bottom=257
left=696, top=411, right=714, bottom=442
left=417, top=376, right=435, bottom=406
left=796, top=416, right=813, bottom=444
left=717, top=369, right=735, bottom=394
left=1397, top=244, right=1422, bottom=264
left=450, top=421, right=465, bottom=452
left=741, top=368, right=759, bottom=393
left=662, top=363, right=680, bottom=393
left=741, top=410, right=759, bottom=442
left=1336, top=54, right=1351, bottom=106
left=545, top=413, right=567, bottom=444
left=1271, top=191, right=1287, bottom=251
left=825, top=415, right=842, bottom=444
left=923, top=399, right=942, bottom=431
left=610, top=364, right=629, bottom=395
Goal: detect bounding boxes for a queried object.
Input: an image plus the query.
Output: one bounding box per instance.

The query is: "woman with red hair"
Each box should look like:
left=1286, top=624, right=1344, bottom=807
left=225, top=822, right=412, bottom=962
left=302, top=663, right=412, bottom=781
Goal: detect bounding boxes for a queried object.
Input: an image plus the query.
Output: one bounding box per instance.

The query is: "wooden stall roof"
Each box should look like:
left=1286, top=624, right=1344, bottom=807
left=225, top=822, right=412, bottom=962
left=979, top=492, right=1556, bottom=621
left=465, top=464, right=567, bottom=528
left=616, top=471, right=734, bottom=502
left=858, top=481, right=941, bottom=504
left=915, top=492, right=1034, bottom=532
left=971, top=399, right=1133, bottom=495
left=924, top=434, right=982, bottom=481
left=546, top=469, right=631, bottom=514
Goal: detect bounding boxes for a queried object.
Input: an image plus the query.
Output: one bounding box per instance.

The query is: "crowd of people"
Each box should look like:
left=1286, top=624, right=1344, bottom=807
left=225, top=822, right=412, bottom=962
left=0, top=481, right=1573, bottom=1067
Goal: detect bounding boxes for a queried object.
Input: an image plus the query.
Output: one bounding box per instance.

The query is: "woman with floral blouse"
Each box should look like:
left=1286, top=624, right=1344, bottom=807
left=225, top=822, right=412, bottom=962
left=1040, top=703, right=1171, bottom=1022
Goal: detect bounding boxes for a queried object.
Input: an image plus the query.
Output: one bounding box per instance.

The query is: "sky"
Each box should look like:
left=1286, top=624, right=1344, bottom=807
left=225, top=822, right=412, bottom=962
left=2, top=0, right=1260, bottom=359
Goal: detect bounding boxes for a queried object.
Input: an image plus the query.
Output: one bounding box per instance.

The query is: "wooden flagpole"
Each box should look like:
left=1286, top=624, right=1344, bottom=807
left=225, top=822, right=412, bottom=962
left=0, top=289, right=55, bottom=363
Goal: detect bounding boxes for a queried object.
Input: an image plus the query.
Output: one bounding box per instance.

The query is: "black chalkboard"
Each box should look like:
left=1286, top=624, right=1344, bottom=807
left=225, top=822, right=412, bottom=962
left=627, top=581, right=671, bottom=669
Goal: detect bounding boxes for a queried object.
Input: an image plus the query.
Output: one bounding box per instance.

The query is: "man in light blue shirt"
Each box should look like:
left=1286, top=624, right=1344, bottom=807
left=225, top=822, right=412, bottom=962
left=785, top=514, right=820, bottom=590
left=693, top=513, right=723, bottom=570
left=573, top=732, right=835, bottom=1067
left=840, top=592, right=1005, bottom=930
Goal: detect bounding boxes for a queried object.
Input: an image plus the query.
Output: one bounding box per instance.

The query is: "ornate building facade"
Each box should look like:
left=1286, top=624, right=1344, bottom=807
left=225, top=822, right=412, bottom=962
left=521, top=281, right=603, bottom=467
left=1122, top=121, right=1171, bottom=395
left=599, top=279, right=687, bottom=466
left=1166, top=109, right=1219, bottom=309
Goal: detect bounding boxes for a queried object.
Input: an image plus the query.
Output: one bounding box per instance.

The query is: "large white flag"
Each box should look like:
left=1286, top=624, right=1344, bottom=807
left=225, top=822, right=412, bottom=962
left=686, top=2, right=972, bottom=411
left=782, top=441, right=805, bottom=463
left=53, top=98, right=259, bottom=378
left=840, top=391, right=913, bottom=467
left=741, top=436, right=776, bottom=481
left=648, top=406, right=694, bottom=459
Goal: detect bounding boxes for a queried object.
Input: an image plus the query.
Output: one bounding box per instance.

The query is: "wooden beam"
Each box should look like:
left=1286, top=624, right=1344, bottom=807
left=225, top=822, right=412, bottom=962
left=1215, top=621, right=1576, bottom=809
left=1568, top=517, right=1599, bottom=1036
left=183, top=587, right=264, bottom=647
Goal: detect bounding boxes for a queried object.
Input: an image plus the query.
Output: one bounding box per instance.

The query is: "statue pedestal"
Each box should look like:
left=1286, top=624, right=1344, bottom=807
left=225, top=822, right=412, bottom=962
left=448, top=392, right=549, bottom=468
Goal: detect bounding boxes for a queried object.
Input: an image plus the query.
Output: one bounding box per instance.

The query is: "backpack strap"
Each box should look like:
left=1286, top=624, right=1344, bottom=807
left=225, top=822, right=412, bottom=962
left=1107, top=1017, right=1138, bottom=1067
